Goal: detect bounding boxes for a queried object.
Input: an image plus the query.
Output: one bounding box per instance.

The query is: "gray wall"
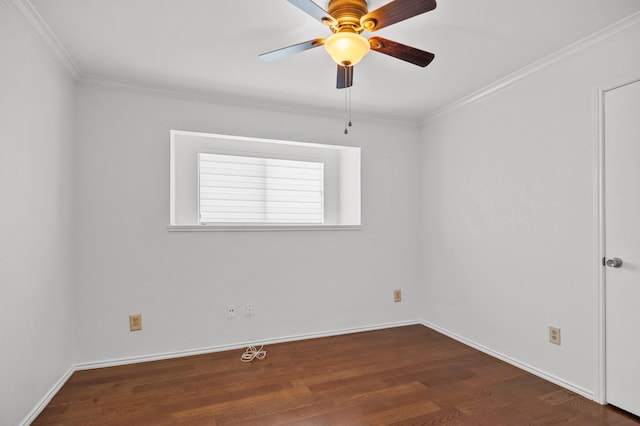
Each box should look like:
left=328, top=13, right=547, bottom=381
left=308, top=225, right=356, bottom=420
left=72, top=83, right=423, bottom=364
left=0, top=3, right=76, bottom=425
left=419, top=21, right=640, bottom=397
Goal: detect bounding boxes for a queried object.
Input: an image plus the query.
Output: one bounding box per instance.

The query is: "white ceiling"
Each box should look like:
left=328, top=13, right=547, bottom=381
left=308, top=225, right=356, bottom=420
left=29, top=0, right=640, bottom=122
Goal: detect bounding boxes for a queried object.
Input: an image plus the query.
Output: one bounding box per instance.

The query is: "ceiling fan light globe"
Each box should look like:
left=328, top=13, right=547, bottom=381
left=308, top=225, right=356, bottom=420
left=324, top=32, right=370, bottom=66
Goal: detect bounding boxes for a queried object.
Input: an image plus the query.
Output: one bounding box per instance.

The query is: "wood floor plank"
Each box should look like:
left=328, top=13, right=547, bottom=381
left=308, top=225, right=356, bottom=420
left=33, top=325, right=640, bottom=425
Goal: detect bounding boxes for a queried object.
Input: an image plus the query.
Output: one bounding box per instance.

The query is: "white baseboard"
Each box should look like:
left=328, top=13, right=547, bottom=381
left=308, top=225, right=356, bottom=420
left=20, top=366, right=74, bottom=426
left=74, top=320, right=418, bottom=371
left=419, top=320, right=594, bottom=401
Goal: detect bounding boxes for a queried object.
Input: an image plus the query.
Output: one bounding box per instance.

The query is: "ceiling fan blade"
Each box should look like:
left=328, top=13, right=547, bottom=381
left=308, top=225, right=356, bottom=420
left=336, top=65, right=354, bottom=89
left=287, top=0, right=338, bottom=26
left=361, top=0, right=436, bottom=32
left=369, top=36, right=434, bottom=67
left=259, top=39, right=325, bottom=62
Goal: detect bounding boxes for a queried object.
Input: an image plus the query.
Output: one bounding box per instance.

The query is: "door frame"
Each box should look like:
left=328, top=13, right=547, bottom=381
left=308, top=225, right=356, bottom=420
left=593, top=74, right=640, bottom=405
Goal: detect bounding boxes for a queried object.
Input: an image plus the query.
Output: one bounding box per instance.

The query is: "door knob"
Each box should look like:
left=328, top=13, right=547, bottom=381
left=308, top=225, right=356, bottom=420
left=606, top=257, right=623, bottom=268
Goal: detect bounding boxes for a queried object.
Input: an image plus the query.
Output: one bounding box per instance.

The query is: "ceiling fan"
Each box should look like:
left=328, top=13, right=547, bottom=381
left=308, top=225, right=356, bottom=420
left=259, top=0, right=437, bottom=89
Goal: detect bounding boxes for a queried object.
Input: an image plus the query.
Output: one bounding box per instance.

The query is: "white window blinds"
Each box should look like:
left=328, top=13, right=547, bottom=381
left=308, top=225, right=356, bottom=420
left=198, top=153, right=324, bottom=224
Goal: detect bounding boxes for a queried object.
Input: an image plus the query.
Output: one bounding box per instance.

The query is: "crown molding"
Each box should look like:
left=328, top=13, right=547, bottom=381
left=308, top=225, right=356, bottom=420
left=4, top=0, right=81, bottom=78
left=78, top=73, right=421, bottom=128
left=422, top=11, right=640, bottom=124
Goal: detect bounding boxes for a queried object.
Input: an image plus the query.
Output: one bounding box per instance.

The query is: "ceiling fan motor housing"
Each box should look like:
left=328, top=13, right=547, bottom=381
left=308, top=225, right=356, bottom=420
left=327, top=0, right=369, bottom=33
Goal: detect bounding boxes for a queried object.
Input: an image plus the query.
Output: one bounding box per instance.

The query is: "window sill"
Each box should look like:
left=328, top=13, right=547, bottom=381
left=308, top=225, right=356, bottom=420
left=167, top=224, right=363, bottom=232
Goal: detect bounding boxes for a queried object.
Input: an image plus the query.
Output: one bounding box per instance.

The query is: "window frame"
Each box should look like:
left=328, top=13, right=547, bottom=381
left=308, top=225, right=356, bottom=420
left=169, top=130, right=361, bottom=231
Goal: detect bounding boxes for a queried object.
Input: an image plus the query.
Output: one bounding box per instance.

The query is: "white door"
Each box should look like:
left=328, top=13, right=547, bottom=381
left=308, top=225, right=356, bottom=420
left=604, top=79, right=640, bottom=417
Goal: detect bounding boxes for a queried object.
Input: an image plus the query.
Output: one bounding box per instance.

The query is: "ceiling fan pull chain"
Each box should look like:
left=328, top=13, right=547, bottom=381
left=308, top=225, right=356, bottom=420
left=348, top=87, right=353, bottom=128
left=344, top=91, right=348, bottom=134
left=344, top=89, right=353, bottom=134
left=344, top=66, right=349, bottom=134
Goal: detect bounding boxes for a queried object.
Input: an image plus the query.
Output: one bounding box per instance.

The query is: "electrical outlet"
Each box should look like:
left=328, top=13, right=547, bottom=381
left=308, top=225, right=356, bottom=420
left=227, top=305, right=236, bottom=318
left=129, top=314, right=142, bottom=331
left=549, top=326, right=561, bottom=345
left=394, top=289, right=402, bottom=303
left=246, top=303, right=254, bottom=317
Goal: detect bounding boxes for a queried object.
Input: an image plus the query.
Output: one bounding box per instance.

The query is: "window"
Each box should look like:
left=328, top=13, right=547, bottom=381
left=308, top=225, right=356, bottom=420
left=198, top=153, right=324, bottom=224
left=169, top=131, right=361, bottom=230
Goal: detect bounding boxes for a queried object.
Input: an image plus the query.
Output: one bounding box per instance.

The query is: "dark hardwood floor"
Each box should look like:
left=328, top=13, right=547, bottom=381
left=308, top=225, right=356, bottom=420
left=34, top=325, right=639, bottom=425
